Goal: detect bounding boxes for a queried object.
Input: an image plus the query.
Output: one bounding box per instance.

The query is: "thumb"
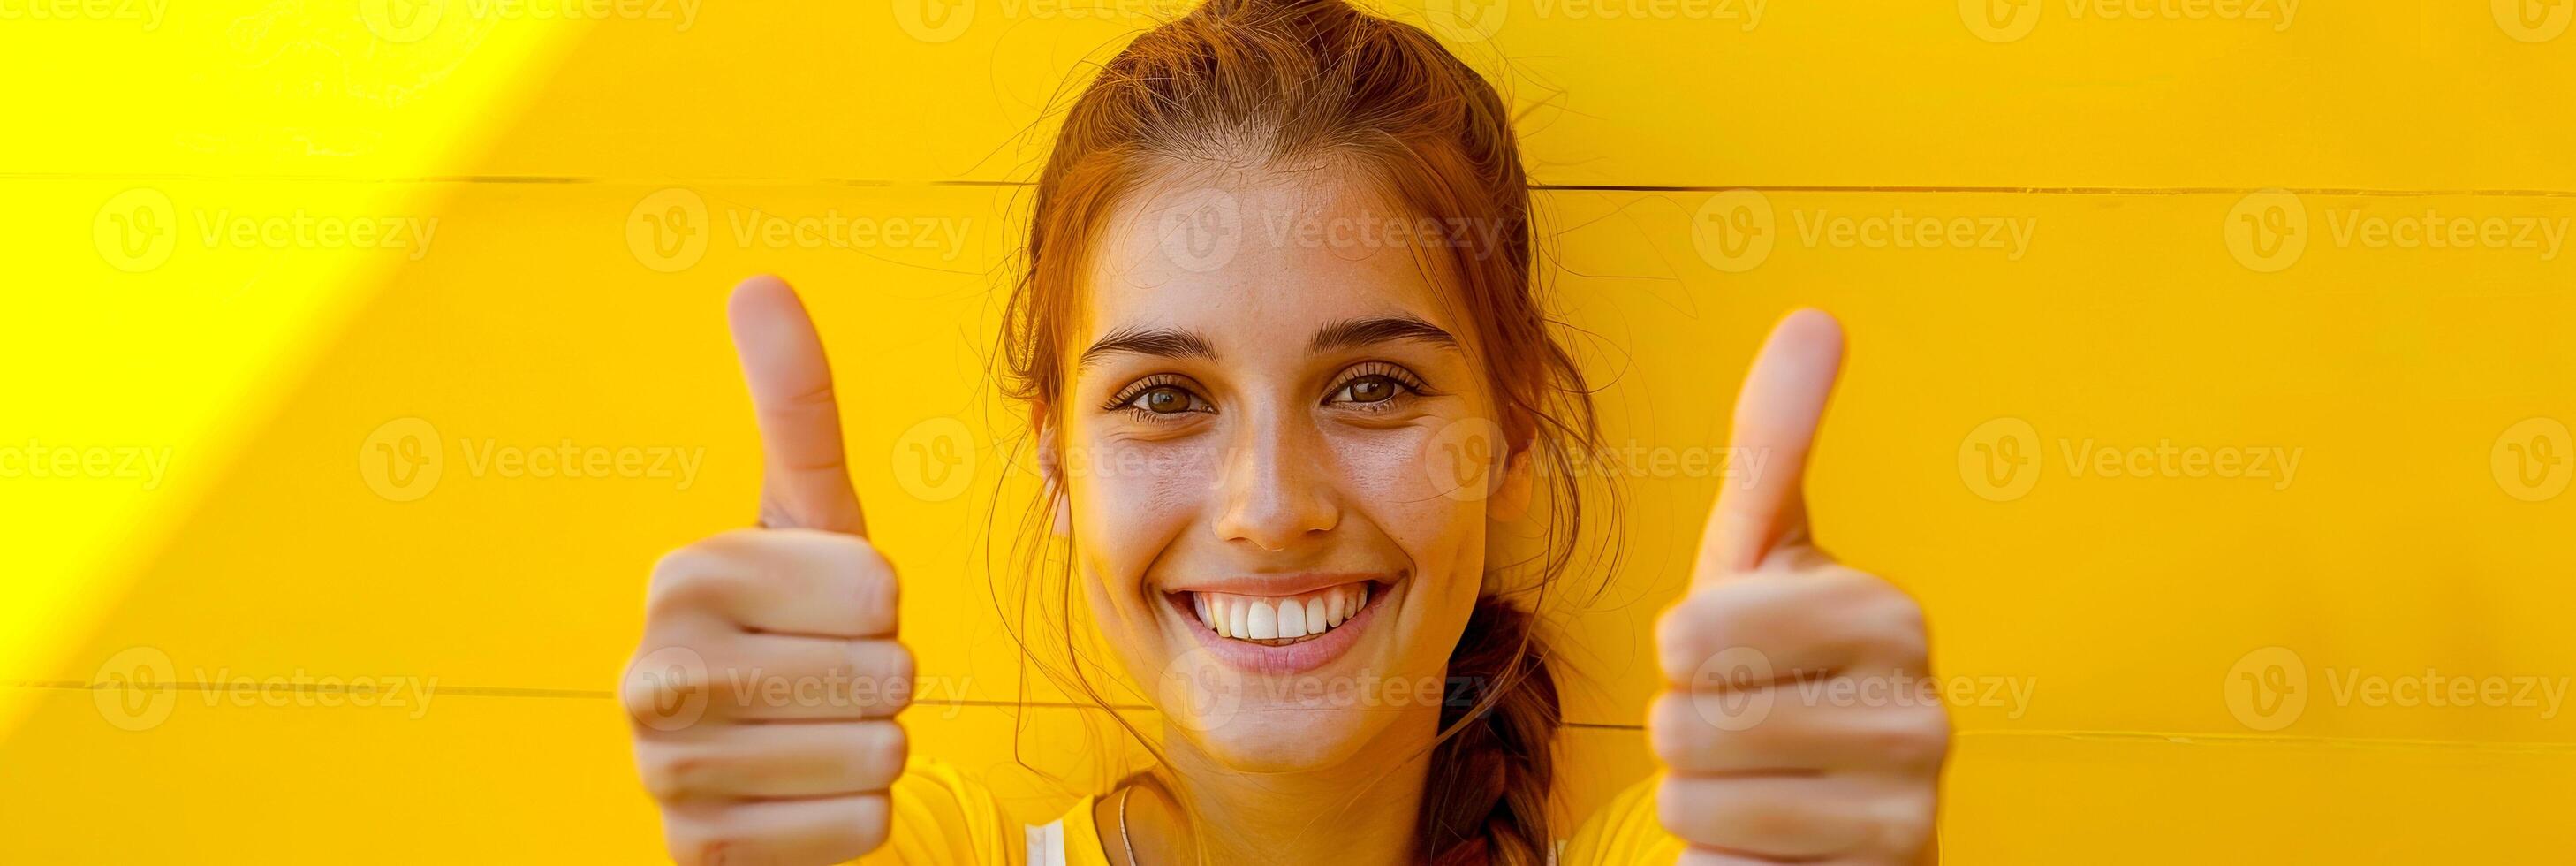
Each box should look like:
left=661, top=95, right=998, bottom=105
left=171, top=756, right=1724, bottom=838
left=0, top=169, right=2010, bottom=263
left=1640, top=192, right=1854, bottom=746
left=1697, top=308, right=1845, bottom=581
left=729, top=275, right=868, bottom=536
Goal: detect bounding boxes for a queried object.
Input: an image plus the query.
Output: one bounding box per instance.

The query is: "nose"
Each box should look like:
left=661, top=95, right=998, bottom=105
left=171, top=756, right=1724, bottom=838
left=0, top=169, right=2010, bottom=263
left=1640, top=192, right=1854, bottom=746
left=1211, top=414, right=1340, bottom=552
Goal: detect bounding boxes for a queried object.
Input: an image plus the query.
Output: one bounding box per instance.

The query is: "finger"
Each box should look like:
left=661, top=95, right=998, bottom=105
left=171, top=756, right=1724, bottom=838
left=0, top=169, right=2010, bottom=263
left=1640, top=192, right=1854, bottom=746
left=1700, top=308, right=1845, bottom=581
left=704, top=634, right=914, bottom=721
left=663, top=794, right=890, bottom=866
left=641, top=720, right=908, bottom=801
left=1658, top=567, right=1927, bottom=686
left=648, top=528, right=901, bottom=638
left=1656, top=773, right=1895, bottom=862
left=730, top=275, right=868, bottom=536
left=1649, top=690, right=1948, bottom=776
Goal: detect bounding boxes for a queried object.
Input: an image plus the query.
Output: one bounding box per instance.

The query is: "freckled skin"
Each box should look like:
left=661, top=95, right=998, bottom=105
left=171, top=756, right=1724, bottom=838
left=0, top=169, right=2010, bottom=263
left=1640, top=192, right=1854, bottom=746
left=1053, top=169, right=1514, bottom=773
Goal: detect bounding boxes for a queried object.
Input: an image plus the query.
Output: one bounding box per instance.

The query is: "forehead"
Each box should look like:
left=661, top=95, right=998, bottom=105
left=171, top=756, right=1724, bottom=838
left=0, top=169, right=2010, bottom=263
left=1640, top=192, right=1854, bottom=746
left=1079, top=170, right=1459, bottom=345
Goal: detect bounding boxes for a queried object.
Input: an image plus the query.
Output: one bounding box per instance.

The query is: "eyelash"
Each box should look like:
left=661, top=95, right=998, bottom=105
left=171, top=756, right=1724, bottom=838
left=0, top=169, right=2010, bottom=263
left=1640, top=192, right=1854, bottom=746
left=1101, top=363, right=1436, bottom=424
left=1103, top=374, right=1211, bottom=422
left=1325, top=361, right=1435, bottom=412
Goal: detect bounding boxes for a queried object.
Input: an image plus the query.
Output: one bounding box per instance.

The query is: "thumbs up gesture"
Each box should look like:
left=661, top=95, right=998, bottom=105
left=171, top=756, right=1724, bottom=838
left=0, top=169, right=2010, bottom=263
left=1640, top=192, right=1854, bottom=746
left=622, top=277, right=913, bottom=865
left=1650, top=310, right=1948, bottom=863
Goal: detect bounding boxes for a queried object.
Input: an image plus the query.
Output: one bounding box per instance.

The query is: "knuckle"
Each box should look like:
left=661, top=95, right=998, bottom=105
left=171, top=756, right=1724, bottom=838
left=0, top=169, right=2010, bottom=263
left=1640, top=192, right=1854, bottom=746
left=849, top=793, right=894, bottom=855
left=681, top=838, right=736, bottom=866
left=640, top=749, right=708, bottom=801
left=1655, top=595, right=1725, bottom=675
left=619, top=673, right=663, bottom=724
left=1855, top=716, right=1936, bottom=770
left=1818, top=567, right=1926, bottom=656
left=1869, top=788, right=1940, bottom=855
left=1652, top=778, right=1709, bottom=843
left=877, top=644, right=918, bottom=712
left=663, top=818, right=735, bottom=866
left=808, top=534, right=898, bottom=631
left=1872, top=587, right=1927, bottom=639
left=1653, top=605, right=1692, bottom=672
left=620, top=652, right=708, bottom=725
left=1646, top=692, right=1695, bottom=763
left=649, top=554, right=745, bottom=620
left=1809, top=564, right=1881, bottom=606
left=861, top=721, right=911, bottom=783
left=647, top=549, right=707, bottom=608
left=1883, top=708, right=1952, bottom=771
left=852, top=556, right=900, bottom=624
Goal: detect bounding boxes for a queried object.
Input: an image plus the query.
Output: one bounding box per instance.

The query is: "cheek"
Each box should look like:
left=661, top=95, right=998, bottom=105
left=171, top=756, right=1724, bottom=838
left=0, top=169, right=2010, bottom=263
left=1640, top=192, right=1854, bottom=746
left=1331, top=426, right=1488, bottom=592
left=1067, top=435, right=1221, bottom=589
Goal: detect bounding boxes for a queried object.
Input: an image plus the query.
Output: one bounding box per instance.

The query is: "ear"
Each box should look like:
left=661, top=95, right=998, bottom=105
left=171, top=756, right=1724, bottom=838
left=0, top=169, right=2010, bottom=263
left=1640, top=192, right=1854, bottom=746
left=1031, top=402, right=1073, bottom=537
left=1486, top=435, right=1536, bottom=524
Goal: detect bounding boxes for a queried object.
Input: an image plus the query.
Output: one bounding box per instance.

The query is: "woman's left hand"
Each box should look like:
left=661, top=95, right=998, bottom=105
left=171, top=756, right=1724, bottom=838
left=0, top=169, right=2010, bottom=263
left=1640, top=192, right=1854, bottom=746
left=1649, top=309, right=1948, bottom=864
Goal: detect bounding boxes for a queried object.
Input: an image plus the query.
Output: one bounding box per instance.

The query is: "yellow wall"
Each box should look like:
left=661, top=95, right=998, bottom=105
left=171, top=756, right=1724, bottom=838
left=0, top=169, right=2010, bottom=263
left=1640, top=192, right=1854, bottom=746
left=4, top=1, right=2572, bottom=862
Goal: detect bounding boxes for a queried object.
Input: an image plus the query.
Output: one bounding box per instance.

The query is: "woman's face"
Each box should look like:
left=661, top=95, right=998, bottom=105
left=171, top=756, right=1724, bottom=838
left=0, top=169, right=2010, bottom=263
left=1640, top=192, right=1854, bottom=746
left=1049, top=169, right=1526, bottom=772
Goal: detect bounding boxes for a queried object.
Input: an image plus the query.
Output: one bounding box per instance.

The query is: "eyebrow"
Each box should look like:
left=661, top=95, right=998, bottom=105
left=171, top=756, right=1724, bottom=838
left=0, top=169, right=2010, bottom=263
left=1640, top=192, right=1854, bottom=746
left=1307, top=315, right=1459, bottom=354
left=1077, top=325, right=1219, bottom=370
left=1075, top=314, right=1458, bottom=370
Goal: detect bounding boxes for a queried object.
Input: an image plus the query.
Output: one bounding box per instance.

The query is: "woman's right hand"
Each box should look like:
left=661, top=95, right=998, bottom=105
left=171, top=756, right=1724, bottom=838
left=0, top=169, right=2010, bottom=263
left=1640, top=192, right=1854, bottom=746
left=622, top=276, right=913, bottom=865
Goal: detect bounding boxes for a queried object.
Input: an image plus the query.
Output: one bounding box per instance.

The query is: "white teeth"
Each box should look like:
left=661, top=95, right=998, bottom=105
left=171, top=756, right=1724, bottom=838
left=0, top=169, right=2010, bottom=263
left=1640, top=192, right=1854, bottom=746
left=1246, top=601, right=1277, bottom=640
left=1188, top=584, right=1375, bottom=642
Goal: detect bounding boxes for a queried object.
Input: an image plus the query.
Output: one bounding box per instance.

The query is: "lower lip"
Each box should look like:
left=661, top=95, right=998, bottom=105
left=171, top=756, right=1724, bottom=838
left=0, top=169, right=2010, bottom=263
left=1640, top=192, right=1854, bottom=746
left=1167, top=585, right=1388, bottom=676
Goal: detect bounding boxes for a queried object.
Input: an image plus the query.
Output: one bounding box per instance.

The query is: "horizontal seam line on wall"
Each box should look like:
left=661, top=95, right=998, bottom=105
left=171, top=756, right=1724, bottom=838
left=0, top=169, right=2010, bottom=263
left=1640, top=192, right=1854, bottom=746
left=4, top=174, right=2574, bottom=198
left=18, top=681, right=2576, bottom=748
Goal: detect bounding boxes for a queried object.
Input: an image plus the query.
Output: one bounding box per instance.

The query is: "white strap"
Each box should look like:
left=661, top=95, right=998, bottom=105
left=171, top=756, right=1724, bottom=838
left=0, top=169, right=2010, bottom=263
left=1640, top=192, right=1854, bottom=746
left=1024, top=818, right=1067, bottom=866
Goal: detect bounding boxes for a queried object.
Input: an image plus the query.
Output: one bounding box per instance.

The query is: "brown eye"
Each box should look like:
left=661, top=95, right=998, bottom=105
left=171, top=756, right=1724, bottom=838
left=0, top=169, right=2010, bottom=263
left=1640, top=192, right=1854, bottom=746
left=1141, top=386, right=1193, bottom=414
left=1339, top=376, right=1398, bottom=404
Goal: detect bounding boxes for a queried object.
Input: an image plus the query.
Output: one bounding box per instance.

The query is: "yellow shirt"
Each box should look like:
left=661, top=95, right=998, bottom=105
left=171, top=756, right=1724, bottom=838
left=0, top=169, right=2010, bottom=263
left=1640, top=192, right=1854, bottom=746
left=861, top=761, right=1683, bottom=865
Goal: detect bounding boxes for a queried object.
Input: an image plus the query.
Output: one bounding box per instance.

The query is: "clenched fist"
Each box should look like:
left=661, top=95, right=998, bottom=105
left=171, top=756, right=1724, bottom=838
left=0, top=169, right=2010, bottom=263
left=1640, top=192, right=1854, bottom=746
left=1651, top=310, right=1948, bottom=864
left=623, top=276, right=913, bottom=865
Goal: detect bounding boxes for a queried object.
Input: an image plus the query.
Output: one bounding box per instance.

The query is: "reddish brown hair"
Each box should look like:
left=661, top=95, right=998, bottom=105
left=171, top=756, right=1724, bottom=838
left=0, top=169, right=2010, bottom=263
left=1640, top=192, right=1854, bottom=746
left=994, top=0, right=1616, bottom=862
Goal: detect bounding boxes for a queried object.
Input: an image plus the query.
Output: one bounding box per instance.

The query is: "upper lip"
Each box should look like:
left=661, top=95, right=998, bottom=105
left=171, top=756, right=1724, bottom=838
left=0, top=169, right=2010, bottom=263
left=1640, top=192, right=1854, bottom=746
left=1161, top=571, right=1392, bottom=597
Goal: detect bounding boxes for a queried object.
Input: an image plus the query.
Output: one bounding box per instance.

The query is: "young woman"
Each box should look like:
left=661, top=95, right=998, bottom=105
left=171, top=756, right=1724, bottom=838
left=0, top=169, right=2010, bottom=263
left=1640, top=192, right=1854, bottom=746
left=621, top=0, right=1947, bottom=862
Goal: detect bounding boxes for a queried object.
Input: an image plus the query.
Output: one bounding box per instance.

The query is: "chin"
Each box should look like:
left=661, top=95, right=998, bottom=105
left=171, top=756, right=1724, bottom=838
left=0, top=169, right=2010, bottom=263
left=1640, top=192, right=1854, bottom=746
left=1187, top=704, right=1385, bottom=773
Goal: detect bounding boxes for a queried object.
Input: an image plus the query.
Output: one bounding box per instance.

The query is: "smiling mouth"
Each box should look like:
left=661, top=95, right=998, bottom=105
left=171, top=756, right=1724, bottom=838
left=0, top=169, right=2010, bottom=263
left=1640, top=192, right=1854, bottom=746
left=1173, top=582, right=1380, bottom=647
